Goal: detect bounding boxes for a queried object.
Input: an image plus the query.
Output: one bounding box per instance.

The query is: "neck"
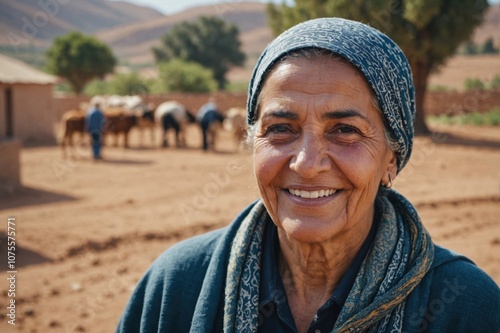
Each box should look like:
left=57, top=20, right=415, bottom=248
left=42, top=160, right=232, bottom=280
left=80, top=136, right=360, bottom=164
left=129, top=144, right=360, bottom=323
left=276, top=220, right=372, bottom=332
left=279, top=223, right=370, bottom=290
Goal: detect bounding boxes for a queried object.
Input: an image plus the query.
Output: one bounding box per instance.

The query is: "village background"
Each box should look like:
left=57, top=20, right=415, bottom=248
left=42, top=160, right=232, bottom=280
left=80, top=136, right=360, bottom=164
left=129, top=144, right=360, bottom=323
left=0, top=1, right=500, bottom=332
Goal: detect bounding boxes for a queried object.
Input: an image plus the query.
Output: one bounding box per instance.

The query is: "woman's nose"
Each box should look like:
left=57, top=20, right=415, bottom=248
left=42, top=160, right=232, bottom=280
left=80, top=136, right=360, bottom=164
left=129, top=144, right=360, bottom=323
left=289, top=135, right=331, bottom=178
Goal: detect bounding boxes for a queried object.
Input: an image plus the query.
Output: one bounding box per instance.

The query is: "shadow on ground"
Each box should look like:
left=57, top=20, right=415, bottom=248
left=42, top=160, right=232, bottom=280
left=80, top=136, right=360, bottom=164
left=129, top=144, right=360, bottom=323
left=0, top=186, right=78, bottom=210
left=0, top=231, right=53, bottom=270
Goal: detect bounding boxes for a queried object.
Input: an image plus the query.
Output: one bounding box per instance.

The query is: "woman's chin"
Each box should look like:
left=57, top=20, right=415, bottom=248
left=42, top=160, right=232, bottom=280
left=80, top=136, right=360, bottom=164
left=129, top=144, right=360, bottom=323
left=278, top=217, right=344, bottom=244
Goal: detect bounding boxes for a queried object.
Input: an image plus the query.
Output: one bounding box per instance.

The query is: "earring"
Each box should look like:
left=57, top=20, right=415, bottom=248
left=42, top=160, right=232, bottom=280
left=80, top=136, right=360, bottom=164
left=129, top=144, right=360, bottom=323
left=384, top=174, right=393, bottom=189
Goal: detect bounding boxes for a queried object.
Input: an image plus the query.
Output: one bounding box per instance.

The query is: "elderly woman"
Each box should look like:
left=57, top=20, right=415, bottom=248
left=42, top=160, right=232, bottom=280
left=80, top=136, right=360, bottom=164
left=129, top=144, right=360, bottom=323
left=116, top=18, right=499, bottom=332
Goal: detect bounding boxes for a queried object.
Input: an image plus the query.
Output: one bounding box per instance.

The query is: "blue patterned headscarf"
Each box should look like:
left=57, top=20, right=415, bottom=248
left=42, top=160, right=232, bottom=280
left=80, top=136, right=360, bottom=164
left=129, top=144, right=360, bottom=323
left=247, top=17, right=416, bottom=172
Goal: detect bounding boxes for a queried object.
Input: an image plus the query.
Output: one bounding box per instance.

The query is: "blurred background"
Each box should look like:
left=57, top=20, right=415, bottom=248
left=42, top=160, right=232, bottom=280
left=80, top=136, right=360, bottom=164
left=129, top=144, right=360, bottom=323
left=0, top=1, right=499, bottom=332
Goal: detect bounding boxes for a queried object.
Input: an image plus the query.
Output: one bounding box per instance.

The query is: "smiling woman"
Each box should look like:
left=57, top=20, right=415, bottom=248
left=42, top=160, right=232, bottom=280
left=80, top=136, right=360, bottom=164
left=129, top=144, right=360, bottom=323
left=116, top=18, right=500, bottom=333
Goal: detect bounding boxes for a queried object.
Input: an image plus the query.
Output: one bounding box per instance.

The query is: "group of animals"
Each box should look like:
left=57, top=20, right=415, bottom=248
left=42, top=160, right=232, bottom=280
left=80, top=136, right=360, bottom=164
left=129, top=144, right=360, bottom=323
left=59, top=95, right=247, bottom=158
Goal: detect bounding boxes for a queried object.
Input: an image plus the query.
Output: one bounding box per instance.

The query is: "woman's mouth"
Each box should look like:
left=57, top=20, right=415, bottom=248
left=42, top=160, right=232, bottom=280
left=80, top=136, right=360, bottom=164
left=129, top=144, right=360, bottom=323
left=288, top=188, right=337, bottom=199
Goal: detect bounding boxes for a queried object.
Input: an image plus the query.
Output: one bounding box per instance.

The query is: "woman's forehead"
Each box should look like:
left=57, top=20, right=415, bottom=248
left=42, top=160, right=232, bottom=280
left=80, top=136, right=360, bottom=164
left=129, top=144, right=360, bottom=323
left=260, top=57, right=373, bottom=103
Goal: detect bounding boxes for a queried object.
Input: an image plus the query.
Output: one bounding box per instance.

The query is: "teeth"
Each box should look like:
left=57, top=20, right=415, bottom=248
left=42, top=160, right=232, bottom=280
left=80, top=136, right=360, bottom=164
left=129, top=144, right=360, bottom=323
left=288, top=188, right=337, bottom=199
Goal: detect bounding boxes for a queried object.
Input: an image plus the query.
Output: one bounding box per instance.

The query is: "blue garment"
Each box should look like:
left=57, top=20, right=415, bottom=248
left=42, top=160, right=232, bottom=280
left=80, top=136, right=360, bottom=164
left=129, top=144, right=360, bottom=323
left=115, top=200, right=500, bottom=333
left=86, top=107, right=105, bottom=159
left=200, top=110, right=224, bottom=151
left=247, top=18, right=415, bottom=172
left=86, top=107, right=105, bottom=132
left=258, top=212, right=378, bottom=333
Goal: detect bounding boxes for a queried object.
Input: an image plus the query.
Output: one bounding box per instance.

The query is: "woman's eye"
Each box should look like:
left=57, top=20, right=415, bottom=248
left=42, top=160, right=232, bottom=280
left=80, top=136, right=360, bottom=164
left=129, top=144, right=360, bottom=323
left=267, top=124, right=293, bottom=134
left=335, top=125, right=359, bottom=135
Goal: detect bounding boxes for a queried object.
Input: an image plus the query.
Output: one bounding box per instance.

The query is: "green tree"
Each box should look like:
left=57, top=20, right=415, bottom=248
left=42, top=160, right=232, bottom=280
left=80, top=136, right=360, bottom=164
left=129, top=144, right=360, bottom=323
left=108, top=73, right=149, bottom=95
left=152, top=16, right=246, bottom=89
left=46, top=31, right=116, bottom=94
left=158, top=59, right=218, bottom=93
left=266, top=0, right=489, bottom=135
left=84, top=79, right=110, bottom=96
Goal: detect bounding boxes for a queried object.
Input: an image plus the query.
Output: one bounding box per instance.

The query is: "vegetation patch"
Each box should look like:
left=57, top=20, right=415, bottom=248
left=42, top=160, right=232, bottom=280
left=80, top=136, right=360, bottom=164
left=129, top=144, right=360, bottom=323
left=427, top=109, right=500, bottom=126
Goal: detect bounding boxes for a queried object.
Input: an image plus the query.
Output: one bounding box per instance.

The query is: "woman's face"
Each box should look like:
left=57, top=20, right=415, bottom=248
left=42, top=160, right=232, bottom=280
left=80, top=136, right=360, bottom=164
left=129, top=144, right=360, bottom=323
left=253, top=56, right=397, bottom=243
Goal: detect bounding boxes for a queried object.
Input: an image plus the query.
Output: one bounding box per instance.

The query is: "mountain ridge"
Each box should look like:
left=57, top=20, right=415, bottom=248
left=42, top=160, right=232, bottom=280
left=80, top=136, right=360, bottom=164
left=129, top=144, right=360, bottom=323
left=0, top=1, right=498, bottom=68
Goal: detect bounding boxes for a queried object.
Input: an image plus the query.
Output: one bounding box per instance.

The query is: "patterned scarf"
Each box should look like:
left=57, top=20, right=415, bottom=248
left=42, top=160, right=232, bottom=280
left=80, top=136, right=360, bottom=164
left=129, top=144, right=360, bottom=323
left=223, top=190, right=434, bottom=332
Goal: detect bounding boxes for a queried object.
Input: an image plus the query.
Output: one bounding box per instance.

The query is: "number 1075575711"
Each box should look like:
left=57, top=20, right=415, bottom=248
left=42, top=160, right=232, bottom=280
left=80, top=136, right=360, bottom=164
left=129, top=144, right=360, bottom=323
left=7, top=217, right=16, bottom=270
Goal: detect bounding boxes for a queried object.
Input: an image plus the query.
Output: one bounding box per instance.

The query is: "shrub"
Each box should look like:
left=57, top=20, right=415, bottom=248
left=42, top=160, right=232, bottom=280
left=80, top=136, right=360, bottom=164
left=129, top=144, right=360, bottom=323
left=158, top=59, right=217, bottom=93
left=464, top=78, right=486, bottom=91
left=84, top=79, right=110, bottom=95
left=427, top=109, right=500, bottom=126
left=483, top=109, right=500, bottom=125
left=108, top=73, right=149, bottom=95
left=428, top=84, right=454, bottom=92
left=490, top=74, right=500, bottom=90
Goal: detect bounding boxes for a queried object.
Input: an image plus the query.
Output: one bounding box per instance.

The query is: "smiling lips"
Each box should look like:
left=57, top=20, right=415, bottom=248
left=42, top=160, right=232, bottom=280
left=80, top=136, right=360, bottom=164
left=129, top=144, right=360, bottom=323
left=288, top=188, right=337, bottom=199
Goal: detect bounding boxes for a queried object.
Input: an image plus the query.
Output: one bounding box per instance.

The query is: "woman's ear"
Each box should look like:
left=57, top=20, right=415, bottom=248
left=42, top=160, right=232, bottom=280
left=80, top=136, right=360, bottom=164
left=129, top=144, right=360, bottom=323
left=382, top=152, right=398, bottom=186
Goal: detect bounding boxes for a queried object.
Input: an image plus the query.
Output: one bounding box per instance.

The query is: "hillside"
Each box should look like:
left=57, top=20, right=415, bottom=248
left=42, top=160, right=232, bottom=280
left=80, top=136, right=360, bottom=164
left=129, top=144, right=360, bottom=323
left=0, top=0, right=498, bottom=81
left=96, top=2, right=270, bottom=64
left=0, top=0, right=163, bottom=45
left=473, top=3, right=500, bottom=45
left=97, top=2, right=500, bottom=65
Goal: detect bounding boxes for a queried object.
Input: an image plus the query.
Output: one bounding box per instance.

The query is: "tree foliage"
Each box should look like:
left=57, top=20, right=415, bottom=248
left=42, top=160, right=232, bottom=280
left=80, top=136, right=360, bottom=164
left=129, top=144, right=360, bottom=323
left=158, top=59, right=218, bottom=93
left=83, top=79, right=109, bottom=96
left=108, top=73, right=150, bottom=95
left=46, top=31, right=116, bottom=94
left=152, top=16, right=246, bottom=89
left=266, top=0, right=489, bottom=134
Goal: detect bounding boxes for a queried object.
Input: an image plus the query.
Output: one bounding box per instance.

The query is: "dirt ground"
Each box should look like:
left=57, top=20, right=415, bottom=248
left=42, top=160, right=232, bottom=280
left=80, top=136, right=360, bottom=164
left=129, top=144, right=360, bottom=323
left=0, top=123, right=499, bottom=333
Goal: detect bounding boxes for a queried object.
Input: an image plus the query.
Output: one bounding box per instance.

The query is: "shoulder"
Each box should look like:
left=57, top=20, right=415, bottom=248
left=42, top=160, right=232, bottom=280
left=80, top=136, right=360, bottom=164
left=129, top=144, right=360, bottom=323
left=430, top=245, right=498, bottom=294
left=116, top=228, right=228, bottom=332
left=410, top=245, right=500, bottom=332
left=116, top=200, right=262, bottom=332
left=149, top=227, right=227, bottom=278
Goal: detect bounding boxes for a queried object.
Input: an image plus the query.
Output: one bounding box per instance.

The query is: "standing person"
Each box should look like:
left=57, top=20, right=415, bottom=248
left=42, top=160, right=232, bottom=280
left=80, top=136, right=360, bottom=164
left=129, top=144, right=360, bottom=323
left=197, top=97, right=225, bottom=151
left=86, top=101, right=105, bottom=160
left=116, top=18, right=500, bottom=332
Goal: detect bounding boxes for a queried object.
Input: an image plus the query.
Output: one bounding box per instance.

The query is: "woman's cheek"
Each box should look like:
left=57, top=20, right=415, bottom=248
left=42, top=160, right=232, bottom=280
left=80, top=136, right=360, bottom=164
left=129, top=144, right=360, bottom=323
left=253, top=140, right=288, bottom=185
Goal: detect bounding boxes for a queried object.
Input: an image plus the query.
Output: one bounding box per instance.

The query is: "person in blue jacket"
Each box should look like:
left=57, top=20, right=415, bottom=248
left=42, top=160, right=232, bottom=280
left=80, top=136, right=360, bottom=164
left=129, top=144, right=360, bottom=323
left=116, top=18, right=500, bottom=333
left=85, top=101, right=105, bottom=160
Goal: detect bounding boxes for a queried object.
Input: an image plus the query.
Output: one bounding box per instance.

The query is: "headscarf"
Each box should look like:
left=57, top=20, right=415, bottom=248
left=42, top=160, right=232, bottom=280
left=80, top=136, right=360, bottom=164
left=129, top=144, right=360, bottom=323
left=247, top=17, right=416, bottom=172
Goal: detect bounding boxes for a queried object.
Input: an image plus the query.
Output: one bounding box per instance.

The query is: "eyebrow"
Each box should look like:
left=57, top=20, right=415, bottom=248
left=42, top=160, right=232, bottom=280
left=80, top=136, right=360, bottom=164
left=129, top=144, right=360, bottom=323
left=261, top=110, right=299, bottom=121
left=322, top=109, right=369, bottom=122
left=261, top=109, right=369, bottom=122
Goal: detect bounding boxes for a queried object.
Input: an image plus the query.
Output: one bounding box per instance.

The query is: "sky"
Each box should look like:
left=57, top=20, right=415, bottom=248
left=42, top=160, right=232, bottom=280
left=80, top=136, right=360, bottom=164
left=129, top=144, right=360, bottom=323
left=118, top=0, right=500, bottom=15
left=115, top=0, right=292, bottom=15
